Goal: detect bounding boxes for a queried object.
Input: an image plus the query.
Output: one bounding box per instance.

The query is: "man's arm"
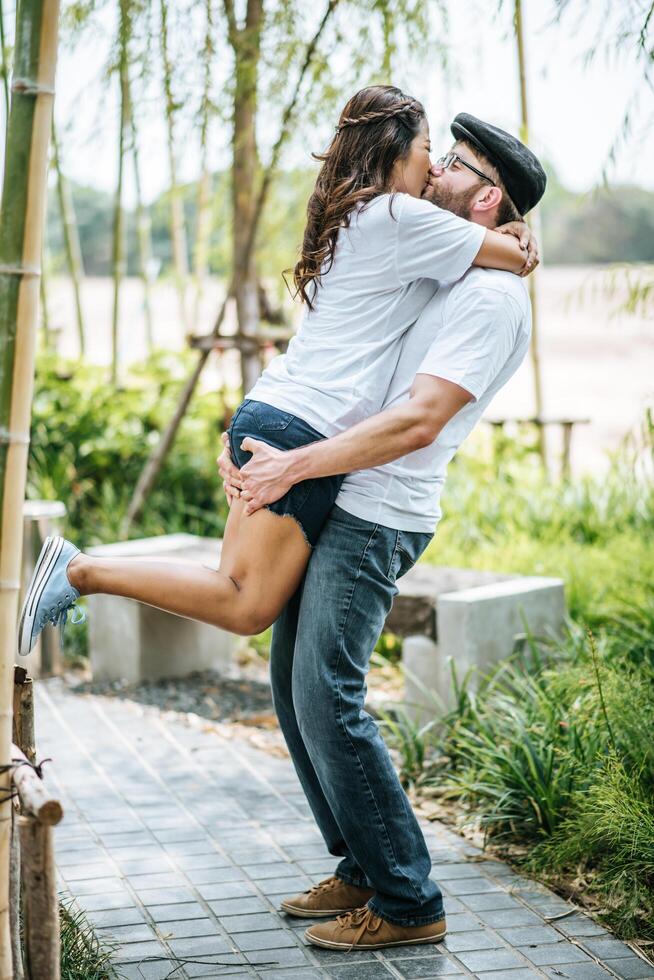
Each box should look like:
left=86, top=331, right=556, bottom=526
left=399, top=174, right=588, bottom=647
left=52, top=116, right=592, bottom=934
left=224, top=375, right=473, bottom=513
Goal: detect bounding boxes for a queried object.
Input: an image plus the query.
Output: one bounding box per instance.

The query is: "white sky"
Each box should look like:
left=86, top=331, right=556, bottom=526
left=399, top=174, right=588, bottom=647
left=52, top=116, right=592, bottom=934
left=3, top=0, right=653, bottom=204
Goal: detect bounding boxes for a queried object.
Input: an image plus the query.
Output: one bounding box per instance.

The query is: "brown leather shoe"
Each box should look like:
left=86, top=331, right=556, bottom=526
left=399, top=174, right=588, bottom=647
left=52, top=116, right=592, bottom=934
left=305, top=904, right=447, bottom=950
left=280, top=875, right=375, bottom=918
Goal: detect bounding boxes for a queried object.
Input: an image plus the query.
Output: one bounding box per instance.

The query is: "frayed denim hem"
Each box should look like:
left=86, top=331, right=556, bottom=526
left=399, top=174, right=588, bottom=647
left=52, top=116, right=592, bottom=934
left=366, top=898, right=446, bottom=927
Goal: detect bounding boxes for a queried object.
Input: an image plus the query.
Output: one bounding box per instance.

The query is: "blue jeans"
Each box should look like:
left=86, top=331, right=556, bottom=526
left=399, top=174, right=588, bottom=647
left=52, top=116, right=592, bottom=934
left=270, top=504, right=445, bottom=926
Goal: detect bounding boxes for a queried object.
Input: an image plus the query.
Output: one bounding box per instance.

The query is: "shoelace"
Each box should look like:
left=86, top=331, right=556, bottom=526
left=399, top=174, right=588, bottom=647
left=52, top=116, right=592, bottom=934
left=306, top=876, right=339, bottom=896
left=335, top=905, right=383, bottom=952
left=45, top=602, right=86, bottom=646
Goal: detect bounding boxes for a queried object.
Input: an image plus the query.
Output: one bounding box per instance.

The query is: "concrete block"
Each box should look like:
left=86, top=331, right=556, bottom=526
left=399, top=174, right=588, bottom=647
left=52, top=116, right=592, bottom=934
left=403, top=576, right=565, bottom=719
left=86, top=533, right=237, bottom=683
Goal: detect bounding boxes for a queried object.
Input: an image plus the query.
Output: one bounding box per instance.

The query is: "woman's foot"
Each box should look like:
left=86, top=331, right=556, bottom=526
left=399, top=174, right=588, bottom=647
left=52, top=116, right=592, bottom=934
left=17, top=536, right=87, bottom=657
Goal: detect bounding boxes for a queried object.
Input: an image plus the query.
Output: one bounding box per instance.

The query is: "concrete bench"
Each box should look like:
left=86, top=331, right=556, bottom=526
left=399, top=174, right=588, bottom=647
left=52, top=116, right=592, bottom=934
left=85, top=533, right=565, bottom=713
left=385, top=565, right=566, bottom=720
left=86, top=534, right=237, bottom=684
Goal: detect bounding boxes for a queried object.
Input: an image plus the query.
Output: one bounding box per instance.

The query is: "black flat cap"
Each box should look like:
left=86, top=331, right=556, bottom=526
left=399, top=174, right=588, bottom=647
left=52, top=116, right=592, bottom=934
left=450, top=112, right=546, bottom=215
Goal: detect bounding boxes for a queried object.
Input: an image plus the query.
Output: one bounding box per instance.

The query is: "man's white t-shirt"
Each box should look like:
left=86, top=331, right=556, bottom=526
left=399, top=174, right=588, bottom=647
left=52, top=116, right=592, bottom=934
left=246, top=193, right=485, bottom=435
left=335, top=268, right=532, bottom=532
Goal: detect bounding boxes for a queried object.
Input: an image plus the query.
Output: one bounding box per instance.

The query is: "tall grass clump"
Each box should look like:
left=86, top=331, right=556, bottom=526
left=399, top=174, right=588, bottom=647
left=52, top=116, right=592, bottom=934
left=401, top=610, right=654, bottom=943
left=59, top=897, right=119, bottom=979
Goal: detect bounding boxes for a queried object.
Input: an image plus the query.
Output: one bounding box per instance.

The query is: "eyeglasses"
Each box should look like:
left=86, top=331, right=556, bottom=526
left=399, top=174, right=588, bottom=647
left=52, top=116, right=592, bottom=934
left=434, top=152, right=496, bottom=186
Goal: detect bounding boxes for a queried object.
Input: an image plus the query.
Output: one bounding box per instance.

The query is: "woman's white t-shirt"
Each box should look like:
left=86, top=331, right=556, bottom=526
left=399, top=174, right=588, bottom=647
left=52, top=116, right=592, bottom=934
left=246, top=193, right=486, bottom=436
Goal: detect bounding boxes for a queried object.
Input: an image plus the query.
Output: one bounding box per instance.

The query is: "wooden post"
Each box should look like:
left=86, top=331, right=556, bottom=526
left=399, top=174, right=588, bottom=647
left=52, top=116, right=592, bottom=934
left=13, top=667, right=36, bottom=765
left=19, top=815, right=60, bottom=980
left=561, top=421, right=573, bottom=481
left=9, top=804, right=24, bottom=980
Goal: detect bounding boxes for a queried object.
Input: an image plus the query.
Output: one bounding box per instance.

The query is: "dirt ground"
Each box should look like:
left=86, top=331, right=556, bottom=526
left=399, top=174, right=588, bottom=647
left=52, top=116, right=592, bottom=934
left=47, top=264, right=653, bottom=477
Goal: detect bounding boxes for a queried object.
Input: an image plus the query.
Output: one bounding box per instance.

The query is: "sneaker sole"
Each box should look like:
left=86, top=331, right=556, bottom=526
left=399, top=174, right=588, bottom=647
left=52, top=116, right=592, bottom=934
left=304, top=926, right=447, bottom=950
left=17, top=535, right=62, bottom=657
left=280, top=900, right=368, bottom=918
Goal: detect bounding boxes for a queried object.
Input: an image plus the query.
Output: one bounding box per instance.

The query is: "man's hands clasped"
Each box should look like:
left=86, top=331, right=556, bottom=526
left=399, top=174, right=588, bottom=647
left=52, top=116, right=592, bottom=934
left=217, top=432, right=293, bottom=515
left=495, top=219, right=539, bottom=277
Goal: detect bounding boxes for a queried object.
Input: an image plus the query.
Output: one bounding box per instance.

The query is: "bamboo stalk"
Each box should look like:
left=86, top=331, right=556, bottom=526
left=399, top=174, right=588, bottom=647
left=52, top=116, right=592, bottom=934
left=19, top=814, right=60, bottom=980
left=11, top=744, right=62, bottom=825
left=9, top=802, right=23, bottom=980
left=160, top=0, right=191, bottom=335
left=0, top=0, right=8, bottom=130
left=191, top=0, right=215, bottom=336
left=128, top=96, right=155, bottom=353
left=514, top=0, right=546, bottom=470
left=0, top=0, right=61, bottom=968
left=51, top=116, right=85, bottom=356
left=110, top=0, right=130, bottom=387
left=39, top=237, right=51, bottom=348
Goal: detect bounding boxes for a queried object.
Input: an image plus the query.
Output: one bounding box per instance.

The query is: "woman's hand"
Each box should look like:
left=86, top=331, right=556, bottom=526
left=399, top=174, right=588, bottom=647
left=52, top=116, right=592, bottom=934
left=495, top=220, right=539, bottom=277
left=239, top=438, right=295, bottom=515
left=216, top=433, right=243, bottom=507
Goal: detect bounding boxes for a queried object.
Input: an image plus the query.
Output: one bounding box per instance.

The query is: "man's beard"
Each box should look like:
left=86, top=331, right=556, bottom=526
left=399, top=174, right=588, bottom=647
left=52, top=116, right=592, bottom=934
left=426, top=181, right=483, bottom=220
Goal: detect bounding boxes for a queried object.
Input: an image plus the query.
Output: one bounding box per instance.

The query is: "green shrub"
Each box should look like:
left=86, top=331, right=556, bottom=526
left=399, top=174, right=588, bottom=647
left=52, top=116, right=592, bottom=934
left=27, top=349, right=234, bottom=546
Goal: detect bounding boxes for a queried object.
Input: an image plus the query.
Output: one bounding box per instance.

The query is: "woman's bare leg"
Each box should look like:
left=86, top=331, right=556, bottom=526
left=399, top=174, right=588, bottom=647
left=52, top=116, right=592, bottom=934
left=67, top=499, right=311, bottom=636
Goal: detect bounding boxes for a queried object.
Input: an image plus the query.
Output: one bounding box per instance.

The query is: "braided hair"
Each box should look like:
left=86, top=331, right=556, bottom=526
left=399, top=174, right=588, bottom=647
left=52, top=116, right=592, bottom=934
left=291, top=85, right=426, bottom=310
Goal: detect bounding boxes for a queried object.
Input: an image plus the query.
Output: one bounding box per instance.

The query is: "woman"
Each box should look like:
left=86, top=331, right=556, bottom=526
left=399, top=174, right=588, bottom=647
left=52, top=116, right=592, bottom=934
left=18, top=85, right=535, bottom=656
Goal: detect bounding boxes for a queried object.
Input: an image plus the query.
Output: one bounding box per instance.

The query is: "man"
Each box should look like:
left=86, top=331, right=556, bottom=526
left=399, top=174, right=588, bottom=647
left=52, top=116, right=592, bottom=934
left=220, top=113, right=546, bottom=952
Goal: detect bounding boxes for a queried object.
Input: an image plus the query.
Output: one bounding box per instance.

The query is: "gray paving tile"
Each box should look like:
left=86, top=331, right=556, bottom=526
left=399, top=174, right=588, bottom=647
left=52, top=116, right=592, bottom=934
left=147, top=902, right=205, bottom=922
left=242, top=862, right=304, bottom=879
left=97, top=924, right=158, bottom=944
left=431, top=862, right=495, bottom=879
left=137, top=886, right=197, bottom=905
left=442, top=930, right=505, bottom=953
left=583, top=938, right=640, bottom=960
left=390, top=953, right=466, bottom=976
left=441, top=877, right=505, bottom=896
left=218, top=912, right=280, bottom=933
left=496, top=925, right=563, bottom=945
left=455, top=948, right=526, bottom=971
left=87, top=907, right=148, bottom=929
left=167, top=934, right=232, bottom=957
left=602, top=956, right=654, bottom=979
left=460, top=893, right=524, bottom=912
left=557, top=915, right=613, bottom=938
left=208, top=896, right=272, bottom=916
left=156, top=918, right=220, bottom=940
left=542, top=965, right=615, bottom=979
left=77, top=891, right=137, bottom=912
left=477, top=908, right=545, bottom=928
left=196, top=881, right=258, bottom=901
left=320, top=963, right=395, bottom=978
left=518, top=942, right=594, bottom=966
left=233, top=928, right=300, bottom=951
left=441, top=911, right=482, bottom=933
left=186, top=865, right=247, bottom=885
left=112, top=939, right=171, bottom=963
left=474, top=970, right=542, bottom=979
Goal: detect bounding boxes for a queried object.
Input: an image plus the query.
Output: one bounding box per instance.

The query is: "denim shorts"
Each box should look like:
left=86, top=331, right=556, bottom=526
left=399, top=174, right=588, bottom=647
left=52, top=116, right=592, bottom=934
left=227, top=399, right=344, bottom=547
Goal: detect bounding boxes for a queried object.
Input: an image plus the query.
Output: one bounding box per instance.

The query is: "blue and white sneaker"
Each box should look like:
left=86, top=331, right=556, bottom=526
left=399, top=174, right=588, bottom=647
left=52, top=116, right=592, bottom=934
left=17, top=535, right=86, bottom=658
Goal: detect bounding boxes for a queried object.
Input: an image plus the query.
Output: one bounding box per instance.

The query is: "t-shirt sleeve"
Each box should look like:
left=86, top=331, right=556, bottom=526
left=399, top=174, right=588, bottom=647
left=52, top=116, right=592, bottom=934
left=416, top=286, right=521, bottom=401
left=395, top=195, right=486, bottom=285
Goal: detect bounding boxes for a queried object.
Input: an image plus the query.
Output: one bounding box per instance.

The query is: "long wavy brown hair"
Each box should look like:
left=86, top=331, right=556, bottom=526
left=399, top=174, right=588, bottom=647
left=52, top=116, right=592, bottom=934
left=292, top=85, right=426, bottom=310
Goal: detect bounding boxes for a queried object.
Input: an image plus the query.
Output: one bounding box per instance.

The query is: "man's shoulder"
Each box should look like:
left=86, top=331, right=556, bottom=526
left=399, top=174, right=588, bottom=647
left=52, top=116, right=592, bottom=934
left=448, top=266, right=529, bottom=314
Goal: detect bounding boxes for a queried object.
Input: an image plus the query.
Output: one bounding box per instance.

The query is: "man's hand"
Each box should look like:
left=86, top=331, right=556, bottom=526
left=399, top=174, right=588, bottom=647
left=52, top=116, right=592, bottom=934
left=216, top=433, right=243, bottom=507
left=495, top=220, right=539, bottom=277
left=238, top=438, right=295, bottom=515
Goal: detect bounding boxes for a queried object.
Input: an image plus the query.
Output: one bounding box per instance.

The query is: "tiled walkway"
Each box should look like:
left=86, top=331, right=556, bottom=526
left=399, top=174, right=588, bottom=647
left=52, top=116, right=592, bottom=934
left=37, top=681, right=653, bottom=980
